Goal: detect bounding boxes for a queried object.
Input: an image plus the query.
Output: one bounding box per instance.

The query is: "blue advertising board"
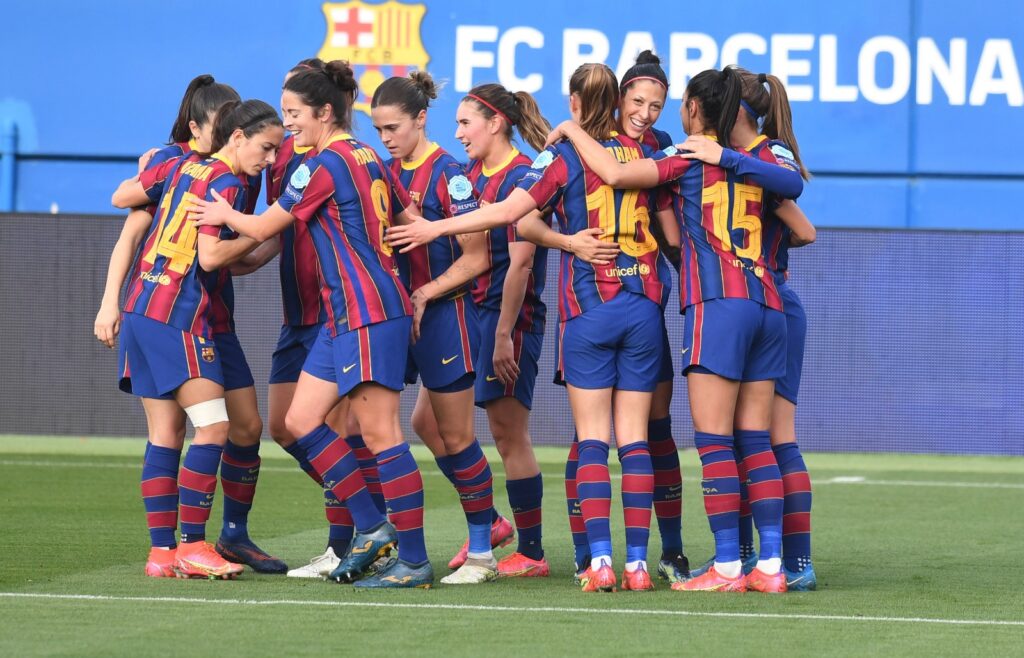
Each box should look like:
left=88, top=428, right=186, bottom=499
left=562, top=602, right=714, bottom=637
left=1, top=0, right=1022, bottom=226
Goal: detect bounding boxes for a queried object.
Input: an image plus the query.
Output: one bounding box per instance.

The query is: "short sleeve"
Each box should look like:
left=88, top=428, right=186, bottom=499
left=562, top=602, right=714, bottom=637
left=517, top=147, right=567, bottom=213
left=139, top=156, right=181, bottom=202
left=649, top=147, right=692, bottom=185
left=439, top=163, right=479, bottom=217
left=279, top=159, right=333, bottom=223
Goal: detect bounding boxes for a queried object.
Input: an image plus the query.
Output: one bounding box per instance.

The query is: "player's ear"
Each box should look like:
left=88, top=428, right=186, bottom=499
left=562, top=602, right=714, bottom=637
left=318, top=103, right=333, bottom=123
left=188, top=119, right=201, bottom=140
left=231, top=128, right=245, bottom=149
left=414, top=109, right=426, bottom=129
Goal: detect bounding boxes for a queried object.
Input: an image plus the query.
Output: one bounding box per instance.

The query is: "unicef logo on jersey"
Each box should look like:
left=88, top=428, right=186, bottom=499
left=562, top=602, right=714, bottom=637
left=290, top=164, right=312, bottom=190
left=448, top=175, right=473, bottom=201
left=531, top=150, right=554, bottom=170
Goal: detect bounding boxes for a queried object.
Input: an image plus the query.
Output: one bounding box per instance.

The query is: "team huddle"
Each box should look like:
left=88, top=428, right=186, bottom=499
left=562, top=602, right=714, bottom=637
left=95, top=50, right=816, bottom=593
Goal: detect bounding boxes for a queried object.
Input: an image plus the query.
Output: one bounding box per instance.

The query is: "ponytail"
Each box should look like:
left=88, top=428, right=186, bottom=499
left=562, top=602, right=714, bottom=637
left=715, top=67, right=742, bottom=153
left=684, top=67, right=742, bottom=146
left=210, top=99, right=283, bottom=153
left=168, top=74, right=240, bottom=145
left=511, top=91, right=551, bottom=153
left=761, top=74, right=810, bottom=180
left=568, top=63, right=619, bottom=141
left=284, top=59, right=359, bottom=130
left=464, top=83, right=551, bottom=153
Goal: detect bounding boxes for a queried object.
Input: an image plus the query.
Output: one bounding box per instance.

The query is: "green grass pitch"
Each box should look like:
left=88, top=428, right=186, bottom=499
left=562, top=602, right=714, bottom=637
left=0, top=436, right=1021, bottom=657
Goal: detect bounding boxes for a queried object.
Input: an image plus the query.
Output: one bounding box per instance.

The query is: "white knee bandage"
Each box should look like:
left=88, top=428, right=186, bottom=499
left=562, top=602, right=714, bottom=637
left=184, top=398, right=229, bottom=428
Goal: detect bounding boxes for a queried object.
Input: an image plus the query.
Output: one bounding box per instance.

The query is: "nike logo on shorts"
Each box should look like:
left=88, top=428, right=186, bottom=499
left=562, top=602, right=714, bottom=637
left=342, top=363, right=357, bottom=373
left=442, top=355, right=458, bottom=365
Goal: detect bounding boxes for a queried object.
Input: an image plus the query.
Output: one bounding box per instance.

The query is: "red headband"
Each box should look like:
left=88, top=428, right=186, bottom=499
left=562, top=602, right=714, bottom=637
left=622, top=75, right=667, bottom=89
left=466, top=94, right=512, bottom=126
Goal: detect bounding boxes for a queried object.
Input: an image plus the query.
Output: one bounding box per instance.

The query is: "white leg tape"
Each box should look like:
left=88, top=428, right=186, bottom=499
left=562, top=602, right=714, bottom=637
left=183, top=398, right=229, bottom=428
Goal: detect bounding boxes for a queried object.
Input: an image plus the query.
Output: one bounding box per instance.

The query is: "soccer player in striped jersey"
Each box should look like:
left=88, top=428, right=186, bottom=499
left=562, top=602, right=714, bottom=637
left=110, top=100, right=284, bottom=579
left=735, top=68, right=817, bottom=591
left=370, top=71, right=499, bottom=585
left=232, top=59, right=379, bottom=580
left=96, top=75, right=241, bottom=578
left=615, top=50, right=690, bottom=584
left=390, top=64, right=670, bottom=593
left=191, top=60, right=433, bottom=589
left=455, top=83, right=553, bottom=577
left=547, top=67, right=805, bottom=593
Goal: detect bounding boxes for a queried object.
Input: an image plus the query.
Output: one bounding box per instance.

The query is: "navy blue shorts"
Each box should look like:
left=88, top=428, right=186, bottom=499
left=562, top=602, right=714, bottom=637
left=215, top=332, right=255, bottom=391
left=303, top=317, right=411, bottom=397
left=474, top=307, right=543, bottom=410
left=562, top=292, right=663, bottom=392
left=682, top=298, right=786, bottom=382
left=118, top=313, right=223, bottom=399
left=775, top=283, right=806, bottom=404
left=269, top=323, right=322, bottom=385
left=406, top=296, right=477, bottom=391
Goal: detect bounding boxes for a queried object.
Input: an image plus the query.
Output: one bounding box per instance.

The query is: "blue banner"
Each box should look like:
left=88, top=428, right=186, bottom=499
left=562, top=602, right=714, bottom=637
left=2, top=0, right=1022, bottom=225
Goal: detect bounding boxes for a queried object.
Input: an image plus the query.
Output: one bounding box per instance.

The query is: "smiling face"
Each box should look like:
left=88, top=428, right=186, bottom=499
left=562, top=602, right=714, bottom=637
left=280, top=90, right=327, bottom=149
left=454, top=100, right=501, bottom=162
left=618, top=79, right=666, bottom=140
left=230, top=125, right=284, bottom=176
left=371, top=104, right=424, bottom=161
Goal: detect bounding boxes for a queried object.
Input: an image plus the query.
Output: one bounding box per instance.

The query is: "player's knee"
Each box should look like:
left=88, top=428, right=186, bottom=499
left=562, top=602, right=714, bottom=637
left=284, top=407, right=316, bottom=441
left=268, top=414, right=292, bottom=444
left=230, top=415, right=263, bottom=445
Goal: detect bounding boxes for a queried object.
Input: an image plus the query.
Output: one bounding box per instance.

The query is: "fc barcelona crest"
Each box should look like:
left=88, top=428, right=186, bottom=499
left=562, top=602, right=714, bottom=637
left=318, top=1, right=430, bottom=116
left=201, top=347, right=216, bottom=363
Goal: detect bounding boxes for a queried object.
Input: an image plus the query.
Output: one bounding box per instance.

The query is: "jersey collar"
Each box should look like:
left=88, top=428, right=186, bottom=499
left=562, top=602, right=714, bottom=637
left=401, top=142, right=440, bottom=170
left=482, top=148, right=520, bottom=177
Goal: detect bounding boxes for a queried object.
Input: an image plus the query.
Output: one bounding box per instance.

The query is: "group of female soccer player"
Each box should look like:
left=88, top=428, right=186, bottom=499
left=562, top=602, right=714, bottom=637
left=96, top=50, right=817, bottom=593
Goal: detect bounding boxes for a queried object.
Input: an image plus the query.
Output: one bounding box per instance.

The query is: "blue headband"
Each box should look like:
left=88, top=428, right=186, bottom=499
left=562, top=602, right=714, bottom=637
left=740, top=99, right=761, bottom=120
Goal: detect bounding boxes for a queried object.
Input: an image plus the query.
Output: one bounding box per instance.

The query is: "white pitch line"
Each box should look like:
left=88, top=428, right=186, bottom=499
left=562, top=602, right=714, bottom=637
left=1, top=592, right=1021, bottom=628
left=1, top=459, right=1022, bottom=490
left=817, top=477, right=1024, bottom=490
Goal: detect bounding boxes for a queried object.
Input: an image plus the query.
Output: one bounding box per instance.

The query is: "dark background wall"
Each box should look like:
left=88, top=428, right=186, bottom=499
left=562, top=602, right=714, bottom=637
left=1, top=214, right=1020, bottom=455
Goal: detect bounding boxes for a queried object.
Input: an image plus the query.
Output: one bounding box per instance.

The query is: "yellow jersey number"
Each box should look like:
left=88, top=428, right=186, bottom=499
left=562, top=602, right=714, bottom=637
left=584, top=185, right=657, bottom=258
left=142, top=191, right=200, bottom=274
left=370, top=179, right=393, bottom=256
left=701, top=181, right=763, bottom=261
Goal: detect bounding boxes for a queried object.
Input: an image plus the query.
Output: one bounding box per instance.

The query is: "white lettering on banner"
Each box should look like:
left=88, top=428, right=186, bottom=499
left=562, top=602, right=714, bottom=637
left=668, top=33, right=717, bottom=99
left=720, top=33, right=768, bottom=68
left=562, top=29, right=610, bottom=94
left=859, top=36, right=913, bottom=105
left=498, top=27, right=545, bottom=92
left=771, top=34, right=815, bottom=101
left=969, top=39, right=1024, bottom=106
left=819, top=35, right=858, bottom=102
left=452, top=26, right=1023, bottom=106
left=917, top=38, right=967, bottom=105
left=616, top=32, right=657, bottom=81
left=455, top=25, right=498, bottom=91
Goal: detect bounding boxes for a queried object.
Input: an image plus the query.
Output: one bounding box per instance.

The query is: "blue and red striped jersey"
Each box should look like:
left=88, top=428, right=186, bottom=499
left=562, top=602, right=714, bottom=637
left=654, top=141, right=784, bottom=312
left=746, top=137, right=802, bottom=284
left=387, top=144, right=478, bottom=300
left=204, top=170, right=262, bottom=335
left=639, top=126, right=673, bottom=151
left=279, top=133, right=412, bottom=335
left=126, top=153, right=248, bottom=337
left=141, top=140, right=194, bottom=216
left=266, top=134, right=325, bottom=326
left=466, top=149, right=548, bottom=334
left=517, top=134, right=664, bottom=321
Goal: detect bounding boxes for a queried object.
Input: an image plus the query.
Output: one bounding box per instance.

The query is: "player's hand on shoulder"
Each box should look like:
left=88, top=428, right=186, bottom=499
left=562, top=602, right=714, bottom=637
left=138, top=148, right=159, bottom=174
left=543, top=120, right=579, bottom=149
left=677, top=135, right=723, bottom=165
left=93, top=304, right=121, bottom=349
left=386, top=214, right=439, bottom=253
left=570, top=227, right=620, bottom=265
left=189, top=189, right=231, bottom=227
